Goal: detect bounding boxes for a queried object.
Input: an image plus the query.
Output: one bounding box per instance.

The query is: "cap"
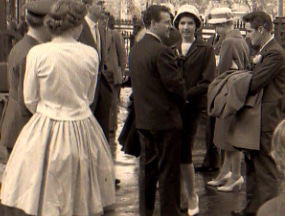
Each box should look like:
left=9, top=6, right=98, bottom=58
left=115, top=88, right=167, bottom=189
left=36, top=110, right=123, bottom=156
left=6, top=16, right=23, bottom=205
left=207, top=7, right=235, bottom=24
left=24, top=0, right=57, bottom=17
left=173, top=4, right=202, bottom=29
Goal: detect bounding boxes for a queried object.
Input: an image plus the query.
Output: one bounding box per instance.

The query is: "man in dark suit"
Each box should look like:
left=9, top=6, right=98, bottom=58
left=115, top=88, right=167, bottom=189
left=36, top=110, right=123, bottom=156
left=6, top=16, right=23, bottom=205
left=232, top=11, right=285, bottom=216
left=0, top=0, right=54, bottom=154
left=129, top=5, right=186, bottom=216
left=79, top=0, right=113, bottom=141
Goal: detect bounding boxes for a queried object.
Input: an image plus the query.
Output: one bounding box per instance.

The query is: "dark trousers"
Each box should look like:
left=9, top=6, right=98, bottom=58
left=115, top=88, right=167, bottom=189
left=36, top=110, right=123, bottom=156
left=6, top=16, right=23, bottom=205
left=91, top=74, right=113, bottom=141
left=201, top=116, right=220, bottom=168
left=244, top=131, right=280, bottom=214
left=138, top=129, right=181, bottom=216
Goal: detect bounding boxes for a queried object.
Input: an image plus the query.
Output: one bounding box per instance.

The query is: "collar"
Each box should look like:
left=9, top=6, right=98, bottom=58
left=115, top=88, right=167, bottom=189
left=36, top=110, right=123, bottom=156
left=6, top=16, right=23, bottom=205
left=85, top=16, right=98, bottom=29
left=146, top=31, right=162, bottom=43
left=260, top=35, right=274, bottom=52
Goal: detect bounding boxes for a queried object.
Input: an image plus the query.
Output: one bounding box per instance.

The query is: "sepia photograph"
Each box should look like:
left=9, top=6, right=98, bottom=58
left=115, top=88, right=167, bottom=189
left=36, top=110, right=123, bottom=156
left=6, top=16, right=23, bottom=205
left=0, top=0, right=285, bottom=215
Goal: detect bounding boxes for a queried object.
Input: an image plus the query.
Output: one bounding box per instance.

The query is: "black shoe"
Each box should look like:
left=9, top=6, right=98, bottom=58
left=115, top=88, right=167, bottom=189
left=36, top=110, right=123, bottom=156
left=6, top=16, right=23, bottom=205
left=195, top=166, right=219, bottom=172
left=115, top=178, right=121, bottom=185
left=231, top=210, right=255, bottom=216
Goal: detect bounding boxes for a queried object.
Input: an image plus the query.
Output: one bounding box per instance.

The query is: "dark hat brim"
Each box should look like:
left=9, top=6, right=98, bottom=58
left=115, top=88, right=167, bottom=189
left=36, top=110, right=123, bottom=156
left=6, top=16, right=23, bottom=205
left=24, top=0, right=57, bottom=16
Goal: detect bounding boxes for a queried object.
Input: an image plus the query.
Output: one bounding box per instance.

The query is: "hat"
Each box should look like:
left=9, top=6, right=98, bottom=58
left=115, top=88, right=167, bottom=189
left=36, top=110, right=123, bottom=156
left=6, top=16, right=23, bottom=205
left=24, top=0, right=57, bottom=17
left=173, top=4, right=202, bottom=29
left=207, top=7, right=235, bottom=24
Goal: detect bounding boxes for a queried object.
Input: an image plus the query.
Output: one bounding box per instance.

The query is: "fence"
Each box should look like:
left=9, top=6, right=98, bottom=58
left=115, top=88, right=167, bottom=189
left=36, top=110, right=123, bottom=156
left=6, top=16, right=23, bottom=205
left=114, top=18, right=248, bottom=74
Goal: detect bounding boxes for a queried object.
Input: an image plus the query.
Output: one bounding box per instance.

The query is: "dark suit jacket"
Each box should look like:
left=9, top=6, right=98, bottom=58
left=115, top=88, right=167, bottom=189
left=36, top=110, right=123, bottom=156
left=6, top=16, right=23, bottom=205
left=0, top=35, right=37, bottom=148
left=249, top=39, right=285, bottom=132
left=105, top=29, right=126, bottom=85
left=130, top=34, right=186, bottom=130
left=78, top=20, right=112, bottom=139
left=176, top=37, right=216, bottom=109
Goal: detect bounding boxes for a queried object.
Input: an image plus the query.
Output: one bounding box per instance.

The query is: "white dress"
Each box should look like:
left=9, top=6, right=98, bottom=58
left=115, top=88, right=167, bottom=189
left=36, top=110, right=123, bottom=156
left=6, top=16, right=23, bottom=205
left=0, top=40, right=116, bottom=216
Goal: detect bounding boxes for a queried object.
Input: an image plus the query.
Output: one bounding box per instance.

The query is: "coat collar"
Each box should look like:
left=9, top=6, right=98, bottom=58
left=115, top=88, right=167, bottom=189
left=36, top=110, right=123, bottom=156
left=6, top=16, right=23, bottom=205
left=176, top=37, right=205, bottom=57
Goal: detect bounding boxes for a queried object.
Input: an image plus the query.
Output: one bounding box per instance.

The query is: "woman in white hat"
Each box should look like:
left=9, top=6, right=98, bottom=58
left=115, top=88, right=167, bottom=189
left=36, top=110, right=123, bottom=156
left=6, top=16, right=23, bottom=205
left=173, top=4, right=216, bottom=216
left=206, top=7, right=251, bottom=192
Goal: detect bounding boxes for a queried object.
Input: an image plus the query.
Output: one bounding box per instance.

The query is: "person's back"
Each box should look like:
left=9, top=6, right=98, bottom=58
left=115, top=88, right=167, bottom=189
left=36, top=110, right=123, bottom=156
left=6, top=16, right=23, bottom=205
left=25, top=42, right=98, bottom=120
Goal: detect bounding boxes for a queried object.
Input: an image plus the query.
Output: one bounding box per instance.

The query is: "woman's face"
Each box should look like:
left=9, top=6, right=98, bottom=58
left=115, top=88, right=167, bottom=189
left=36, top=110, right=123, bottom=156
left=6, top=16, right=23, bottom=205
left=178, top=16, right=196, bottom=39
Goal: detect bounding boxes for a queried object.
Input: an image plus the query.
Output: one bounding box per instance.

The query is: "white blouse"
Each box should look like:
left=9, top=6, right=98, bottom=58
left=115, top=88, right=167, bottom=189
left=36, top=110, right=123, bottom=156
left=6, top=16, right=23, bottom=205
left=24, top=41, right=99, bottom=121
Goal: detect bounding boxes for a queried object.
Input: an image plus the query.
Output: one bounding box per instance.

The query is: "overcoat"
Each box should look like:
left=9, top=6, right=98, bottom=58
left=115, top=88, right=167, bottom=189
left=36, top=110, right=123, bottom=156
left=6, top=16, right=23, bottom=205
left=78, top=20, right=113, bottom=139
left=213, top=29, right=251, bottom=151
left=130, top=34, right=186, bottom=130
left=0, top=35, right=37, bottom=148
left=175, top=37, right=216, bottom=109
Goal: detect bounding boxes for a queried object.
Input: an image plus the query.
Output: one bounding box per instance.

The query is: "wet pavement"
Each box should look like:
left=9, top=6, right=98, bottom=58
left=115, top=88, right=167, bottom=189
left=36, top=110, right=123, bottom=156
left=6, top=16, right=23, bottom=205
left=105, top=87, right=247, bottom=216
left=0, top=87, right=248, bottom=216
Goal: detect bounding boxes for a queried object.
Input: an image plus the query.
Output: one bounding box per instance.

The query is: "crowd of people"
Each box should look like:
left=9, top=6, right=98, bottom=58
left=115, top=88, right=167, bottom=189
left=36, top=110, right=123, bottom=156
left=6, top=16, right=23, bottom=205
left=0, top=0, right=285, bottom=216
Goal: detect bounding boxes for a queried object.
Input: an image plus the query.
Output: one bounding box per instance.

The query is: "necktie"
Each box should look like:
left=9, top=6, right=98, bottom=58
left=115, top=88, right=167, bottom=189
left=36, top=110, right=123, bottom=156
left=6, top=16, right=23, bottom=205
left=94, top=24, right=101, bottom=60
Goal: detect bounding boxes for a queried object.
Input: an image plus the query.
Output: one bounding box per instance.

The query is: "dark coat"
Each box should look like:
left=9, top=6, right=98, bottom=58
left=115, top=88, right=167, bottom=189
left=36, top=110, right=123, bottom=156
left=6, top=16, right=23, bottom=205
left=78, top=20, right=113, bottom=139
left=176, top=37, right=216, bottom=109
left=249, top=39, right=285, bottom=132
left=130, top=34, right=186, bottom=130
left=0, top=35, right=37, bottom=148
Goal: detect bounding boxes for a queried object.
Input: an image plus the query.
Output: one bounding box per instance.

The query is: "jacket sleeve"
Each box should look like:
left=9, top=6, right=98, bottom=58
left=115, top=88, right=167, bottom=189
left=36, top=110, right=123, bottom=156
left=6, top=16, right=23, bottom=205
left=23, top=49, right=39, bottom=114
left=114, top=31, right=127, bottom=74
left=218, top=39, right=235, bottom=74
left=249, top=50, right=285, bottom=93
left=157, top=47, right=186, bottom=103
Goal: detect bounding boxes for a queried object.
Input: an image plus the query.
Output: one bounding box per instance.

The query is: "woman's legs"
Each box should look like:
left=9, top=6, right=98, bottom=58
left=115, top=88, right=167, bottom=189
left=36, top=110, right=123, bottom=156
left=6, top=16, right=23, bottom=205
left=181, top=163, right=198, bottom=210
left=214, top=150, right=232, bottom=180
left=223, top=151, right=242, bottom=186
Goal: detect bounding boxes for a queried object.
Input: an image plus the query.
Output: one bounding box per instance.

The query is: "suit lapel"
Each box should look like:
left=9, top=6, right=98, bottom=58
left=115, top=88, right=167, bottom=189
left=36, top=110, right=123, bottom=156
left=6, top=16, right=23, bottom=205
left=80, top=21, right=96, bottom=47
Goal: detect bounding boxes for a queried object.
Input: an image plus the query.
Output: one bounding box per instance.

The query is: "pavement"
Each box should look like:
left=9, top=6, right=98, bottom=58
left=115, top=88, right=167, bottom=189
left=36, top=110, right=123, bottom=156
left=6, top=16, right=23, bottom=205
left=0, top=87, right=248, bottom=216
left=104, top=87, right=247, bottom=216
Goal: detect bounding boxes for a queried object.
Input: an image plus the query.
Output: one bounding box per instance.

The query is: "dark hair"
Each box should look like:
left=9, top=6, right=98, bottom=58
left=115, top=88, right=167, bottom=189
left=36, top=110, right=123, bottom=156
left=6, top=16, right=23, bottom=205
left=143, top=5, right=170, bottom=28
left=26, top=12, right=45, bottom=28
left=243, top=11, right=273, bottom=32
left=108, top=15, right=115, bottom=29
left=45, top=0, right=87, bottom=35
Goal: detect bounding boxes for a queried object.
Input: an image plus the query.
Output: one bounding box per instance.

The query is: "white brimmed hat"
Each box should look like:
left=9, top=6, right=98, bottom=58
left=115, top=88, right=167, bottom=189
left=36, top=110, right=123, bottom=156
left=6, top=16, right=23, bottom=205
left=173, top=4, right=202, bottom=29
left=207, top=7, right=235, bottom=24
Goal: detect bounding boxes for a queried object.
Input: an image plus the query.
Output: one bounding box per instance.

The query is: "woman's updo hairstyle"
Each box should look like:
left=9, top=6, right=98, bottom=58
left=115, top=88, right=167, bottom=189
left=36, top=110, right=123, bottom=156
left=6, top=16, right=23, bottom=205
left=45, top=0, right=87, bottom=35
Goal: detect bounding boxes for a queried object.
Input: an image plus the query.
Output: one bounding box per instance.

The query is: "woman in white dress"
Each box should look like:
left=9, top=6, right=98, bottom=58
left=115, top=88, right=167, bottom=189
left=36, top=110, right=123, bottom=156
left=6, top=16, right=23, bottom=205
left=0, top=1, right=115, bottom=215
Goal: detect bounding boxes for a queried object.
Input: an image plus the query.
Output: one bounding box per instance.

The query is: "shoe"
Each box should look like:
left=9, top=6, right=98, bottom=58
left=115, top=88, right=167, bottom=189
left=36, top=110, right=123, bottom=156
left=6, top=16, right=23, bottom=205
left=195, top=166, right=219, bottom=172
left=188, top=194, right=199, bottom=216
left=231, top=210, right=255, bottom=216
left=115, top=178, right=121, bottom=185
left=217, top=176, right=244, bottom=192
left=207, top=172, right=232, bottom=187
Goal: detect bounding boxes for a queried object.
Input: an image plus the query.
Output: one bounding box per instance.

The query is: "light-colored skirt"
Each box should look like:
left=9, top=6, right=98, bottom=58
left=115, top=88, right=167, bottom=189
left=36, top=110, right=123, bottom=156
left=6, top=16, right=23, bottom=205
left=0, top=112, right=115, bottom=216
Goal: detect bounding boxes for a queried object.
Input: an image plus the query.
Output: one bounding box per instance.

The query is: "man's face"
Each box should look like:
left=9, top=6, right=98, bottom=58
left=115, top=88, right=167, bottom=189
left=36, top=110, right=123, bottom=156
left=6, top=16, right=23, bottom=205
left=245, top=22, right=262, bottom=46
left=87, top=0, right=105, bottom=20
left=152, top=12, right=172, bottom=40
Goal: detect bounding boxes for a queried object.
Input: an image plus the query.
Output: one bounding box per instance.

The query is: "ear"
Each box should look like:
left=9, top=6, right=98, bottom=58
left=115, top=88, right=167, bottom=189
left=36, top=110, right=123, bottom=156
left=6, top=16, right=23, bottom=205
left=258, top=26, right=264, bottom=34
